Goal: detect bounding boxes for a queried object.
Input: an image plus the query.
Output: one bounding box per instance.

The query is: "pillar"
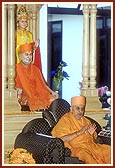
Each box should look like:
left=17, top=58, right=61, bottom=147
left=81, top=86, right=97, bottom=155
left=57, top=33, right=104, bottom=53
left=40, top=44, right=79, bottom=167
left=81, top=4, right=102, bottom=110
left=4, top=4, right=20, bottom=113
left=90, top=4, right=97, bottom=92
left=81, top=4, right=90, bottom=90
left=7, top=4, right=16, bottom=90
left=3, top=4, right=8, bottom=89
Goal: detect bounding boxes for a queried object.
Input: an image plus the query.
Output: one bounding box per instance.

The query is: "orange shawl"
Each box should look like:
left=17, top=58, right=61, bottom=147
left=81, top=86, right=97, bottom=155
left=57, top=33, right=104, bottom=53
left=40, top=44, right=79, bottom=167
left=15, top=62, right=50, bottom=110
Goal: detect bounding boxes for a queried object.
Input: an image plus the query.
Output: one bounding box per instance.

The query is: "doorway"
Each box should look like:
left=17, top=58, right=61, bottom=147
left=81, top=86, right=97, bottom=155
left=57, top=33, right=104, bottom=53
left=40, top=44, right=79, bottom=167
left=96, top=16, right=111, bottom=89
left=48, top=21, right=62, bottom=96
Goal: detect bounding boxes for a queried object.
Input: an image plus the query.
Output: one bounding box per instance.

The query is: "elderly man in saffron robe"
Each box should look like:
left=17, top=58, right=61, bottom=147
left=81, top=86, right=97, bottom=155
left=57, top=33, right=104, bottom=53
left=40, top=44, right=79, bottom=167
left=15, top=43, right=58, bottom=111
left=51, top=96, right=111, bottom=164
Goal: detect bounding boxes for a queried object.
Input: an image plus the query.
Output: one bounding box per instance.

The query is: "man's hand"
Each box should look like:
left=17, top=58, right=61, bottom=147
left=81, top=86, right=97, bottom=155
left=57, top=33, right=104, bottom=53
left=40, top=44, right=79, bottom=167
left=87, top=123, right=97, bottom=135
left=35, top=39, right=40, bottom=47
left=51, top=91, right=59, bottom=99
left=77, top=124, right=89, bottom=135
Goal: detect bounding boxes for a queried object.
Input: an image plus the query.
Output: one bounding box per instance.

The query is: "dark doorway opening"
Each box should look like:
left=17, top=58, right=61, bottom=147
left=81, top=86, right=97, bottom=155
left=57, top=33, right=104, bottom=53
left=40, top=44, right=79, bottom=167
left=48, top=21, right=62, bottom=96
left=96, top=17, right=111, bottom=90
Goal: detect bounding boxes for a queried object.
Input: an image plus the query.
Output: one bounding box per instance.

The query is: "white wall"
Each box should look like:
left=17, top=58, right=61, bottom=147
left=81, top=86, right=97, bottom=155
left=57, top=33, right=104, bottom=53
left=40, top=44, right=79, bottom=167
left=40, top=4, right=48, bottom=80
left=40, top=8, right=83, bottom=104
left=62, top=15, right=83, bottom=103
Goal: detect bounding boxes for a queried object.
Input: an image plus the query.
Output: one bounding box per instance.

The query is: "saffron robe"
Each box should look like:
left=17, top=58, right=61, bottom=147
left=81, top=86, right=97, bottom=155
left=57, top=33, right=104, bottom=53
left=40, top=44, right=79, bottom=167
left=16, top=29, right=42, bottom=71
left=51, top=112, right=111, bottom=164
left=15, top=62, right=50, bottom=110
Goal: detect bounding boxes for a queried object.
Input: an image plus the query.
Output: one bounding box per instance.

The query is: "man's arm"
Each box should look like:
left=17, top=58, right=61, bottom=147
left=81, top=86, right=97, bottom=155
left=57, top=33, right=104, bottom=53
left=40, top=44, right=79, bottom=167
left=60, top=124, right=89, bottom=142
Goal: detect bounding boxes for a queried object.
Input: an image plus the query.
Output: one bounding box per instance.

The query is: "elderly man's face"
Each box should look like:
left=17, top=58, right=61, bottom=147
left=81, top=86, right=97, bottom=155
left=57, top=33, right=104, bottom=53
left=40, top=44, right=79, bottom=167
left=20, top=52, right=33, bottom=65
left=71, top=104, right=85, bottom=119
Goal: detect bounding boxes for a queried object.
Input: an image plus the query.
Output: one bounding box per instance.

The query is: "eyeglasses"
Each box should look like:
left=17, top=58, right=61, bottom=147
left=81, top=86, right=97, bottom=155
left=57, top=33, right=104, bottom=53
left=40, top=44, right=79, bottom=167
left=72, top=105, right=85, bottom=112
left=24, top=52, right=32, bottom=56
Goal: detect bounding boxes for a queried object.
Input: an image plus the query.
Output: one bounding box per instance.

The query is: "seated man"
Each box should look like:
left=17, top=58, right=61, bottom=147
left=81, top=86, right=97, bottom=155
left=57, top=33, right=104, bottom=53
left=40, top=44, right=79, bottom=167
left=15, top=43, right=58, bottom=111
left=51, top=96, right=111, bottom=164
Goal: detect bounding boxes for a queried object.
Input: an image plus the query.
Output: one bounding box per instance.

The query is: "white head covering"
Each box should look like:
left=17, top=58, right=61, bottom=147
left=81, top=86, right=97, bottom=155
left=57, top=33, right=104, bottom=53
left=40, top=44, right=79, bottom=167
left=71, top=96, right=86, bottom=106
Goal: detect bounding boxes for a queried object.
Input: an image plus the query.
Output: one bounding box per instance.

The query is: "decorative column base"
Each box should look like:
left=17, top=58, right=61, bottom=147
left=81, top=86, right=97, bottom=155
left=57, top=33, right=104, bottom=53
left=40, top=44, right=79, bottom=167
left=85, top=96, right=102, bottom=110
left=81, top=88, right=102, bottom=110
left=4, top=89, right=21, bottom=114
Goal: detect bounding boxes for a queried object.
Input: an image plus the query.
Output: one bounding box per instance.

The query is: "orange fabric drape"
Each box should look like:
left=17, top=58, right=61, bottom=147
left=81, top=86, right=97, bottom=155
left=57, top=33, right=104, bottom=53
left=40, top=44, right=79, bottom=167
left=15, top=62, right=50, bottom=110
